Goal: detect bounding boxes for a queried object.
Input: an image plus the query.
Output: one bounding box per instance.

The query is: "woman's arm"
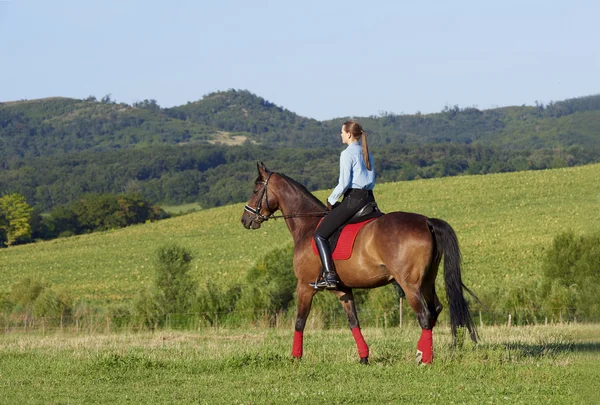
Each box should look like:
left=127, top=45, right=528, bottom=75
left=327, top=151, right=353, bottom=205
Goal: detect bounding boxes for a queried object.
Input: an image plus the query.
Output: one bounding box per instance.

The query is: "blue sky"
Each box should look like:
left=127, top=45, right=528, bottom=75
left=1, top=0, right=598, bottom=120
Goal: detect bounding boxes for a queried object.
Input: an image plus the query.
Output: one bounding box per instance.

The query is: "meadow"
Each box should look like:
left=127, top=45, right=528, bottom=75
left=1, top=163, right=599, bottom=303
left=2, top=165, right=600, bottom=404
left=0, top=324, right=597, bottom=404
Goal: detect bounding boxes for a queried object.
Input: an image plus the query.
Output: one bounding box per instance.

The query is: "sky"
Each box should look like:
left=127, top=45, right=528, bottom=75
left=1, top=0, right=599, bottom=120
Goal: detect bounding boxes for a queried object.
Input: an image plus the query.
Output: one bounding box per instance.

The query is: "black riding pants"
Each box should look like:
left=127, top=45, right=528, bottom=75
left=314, top=189, right=375, bottom=240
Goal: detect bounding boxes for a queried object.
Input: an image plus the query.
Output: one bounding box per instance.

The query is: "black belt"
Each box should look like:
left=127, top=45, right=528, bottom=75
left=344, top=188, right=374, bottom=198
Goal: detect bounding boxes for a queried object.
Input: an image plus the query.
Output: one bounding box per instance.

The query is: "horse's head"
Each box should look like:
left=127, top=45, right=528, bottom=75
left=241, top=162, right=280, bottom=230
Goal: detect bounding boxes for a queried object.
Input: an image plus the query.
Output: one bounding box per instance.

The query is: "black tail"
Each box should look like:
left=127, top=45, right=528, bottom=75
left=427, top=218, right=478, bottom=343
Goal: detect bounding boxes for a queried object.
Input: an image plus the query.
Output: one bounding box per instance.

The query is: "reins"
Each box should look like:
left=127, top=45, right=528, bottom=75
left=268, top=212, right=328, bottom=220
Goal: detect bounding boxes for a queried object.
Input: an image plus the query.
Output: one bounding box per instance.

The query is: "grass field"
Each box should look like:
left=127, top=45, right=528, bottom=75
left=160, top=202, right=203, bottom=215
left=0, top=324, right=597, bottom=404
left=1, top=164, right=599, bottom=302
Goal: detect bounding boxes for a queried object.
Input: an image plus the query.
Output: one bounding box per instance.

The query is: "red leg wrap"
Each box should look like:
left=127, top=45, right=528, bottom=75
left=351, top=327, right=369, bottom=359
left=292, top=331, right=303, bottom=358
left=417, top=328, right=433, bottom=364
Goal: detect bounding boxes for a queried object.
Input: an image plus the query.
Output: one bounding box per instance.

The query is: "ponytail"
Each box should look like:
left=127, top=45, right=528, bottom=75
left=343, top=120, right=372, bottom=170
left=361, top=130, right=371, bottom=170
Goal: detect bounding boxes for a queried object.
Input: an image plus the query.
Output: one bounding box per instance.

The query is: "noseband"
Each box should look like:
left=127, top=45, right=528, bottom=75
left=244, top=172, right=275, bottom=223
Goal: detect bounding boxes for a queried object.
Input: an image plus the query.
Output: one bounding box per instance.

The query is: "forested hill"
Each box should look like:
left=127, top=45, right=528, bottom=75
left=1, top=90, right=600, bottom=211
left=3, top=90, right=600, bottom=158
left=170, top=91, right=600, bottom=150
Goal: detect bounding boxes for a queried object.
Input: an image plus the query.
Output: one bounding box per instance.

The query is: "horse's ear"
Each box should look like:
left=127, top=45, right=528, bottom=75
left=257, top=161, right=268, bottom=178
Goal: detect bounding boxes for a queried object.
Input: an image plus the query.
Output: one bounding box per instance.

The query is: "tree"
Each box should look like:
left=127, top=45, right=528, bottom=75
left=0, top=193, right=33, bottom=246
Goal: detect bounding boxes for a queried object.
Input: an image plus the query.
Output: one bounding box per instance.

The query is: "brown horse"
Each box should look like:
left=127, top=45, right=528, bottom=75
left=241, top=163, right=478, bottom=364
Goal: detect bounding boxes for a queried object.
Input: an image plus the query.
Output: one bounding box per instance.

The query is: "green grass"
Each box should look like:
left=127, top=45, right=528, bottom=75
left=0, top=324, right=597, bottom=404
left=1, top=164, right=599, bottom=302
left=160, top=202, right=203, bottom=214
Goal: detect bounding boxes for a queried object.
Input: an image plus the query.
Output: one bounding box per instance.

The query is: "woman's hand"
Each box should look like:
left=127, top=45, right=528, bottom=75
left=327, top=201, right=340, bottom=211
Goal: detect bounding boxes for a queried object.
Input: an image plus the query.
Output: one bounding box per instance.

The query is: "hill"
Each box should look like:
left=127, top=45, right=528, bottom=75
left=0, top=96, right=220, bottom=161
left=1, top=163, right=598, bottom=302
left=1, top=91, right=599, bottom=210
left=3, top=90, right=600, bottom=157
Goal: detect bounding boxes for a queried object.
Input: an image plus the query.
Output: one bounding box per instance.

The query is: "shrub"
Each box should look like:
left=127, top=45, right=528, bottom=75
left=32, top=287, right=73, bottom=324
left=132, top=244, right=198, bottom=329
left=499, top=282, right=543, bottom=325
left=9, top=278, right=46, bottom=314
left=195, top=280, right=242, bottom=326
left=154, top=244, right=197, bottom=314
left=0, top=289, right=13, bottom=315
left=236, top=244, right=296, bottom=320
left=540, top=231, right=600, bottom=321
left=107, top=304, right=132, bottom=328
left=132, top=287, right=163, bottom=329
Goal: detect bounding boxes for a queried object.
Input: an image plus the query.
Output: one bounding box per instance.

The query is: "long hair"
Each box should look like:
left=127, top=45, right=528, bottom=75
left=343, top=120, right=371, bottom=170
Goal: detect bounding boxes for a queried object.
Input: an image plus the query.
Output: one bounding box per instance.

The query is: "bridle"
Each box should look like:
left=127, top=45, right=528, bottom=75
left=244, top=172, right=275, bottom=224
left=244, top=171, right=327, bottom=223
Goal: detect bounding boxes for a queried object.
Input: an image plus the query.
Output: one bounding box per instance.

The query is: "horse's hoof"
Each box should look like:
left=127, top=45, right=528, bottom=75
left=416, top=350, right=432, bottom=365
left=416, top=349, right=423, bottom=365
left=359, top=357, right=369, bottom=365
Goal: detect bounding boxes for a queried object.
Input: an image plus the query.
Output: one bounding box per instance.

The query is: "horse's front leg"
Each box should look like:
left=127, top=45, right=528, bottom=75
left=334, top=289, right=369, bottom=364
left=292, top=283, right=316, bottom=359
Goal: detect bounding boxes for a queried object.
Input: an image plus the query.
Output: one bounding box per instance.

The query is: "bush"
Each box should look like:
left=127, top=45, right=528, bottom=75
left=236, top=244, right=296, bottom=321
left=499, top=282, right=543, bottom=325
left=9, top=278, right=46, bottom=314
left=195, top=280, right=242, bottom=326
left=540, top=231, right=600, bottom=321
left=32, top=287, right=73, bottom=324
left=107, top=304, right=132, bottom=328
left=133, top=244, right=198, bottom=328
left=154, top=244, right=197, bottom=314
left=132, top=287, right=163, bottom=329
left=0, top=289, right=13, bottom=315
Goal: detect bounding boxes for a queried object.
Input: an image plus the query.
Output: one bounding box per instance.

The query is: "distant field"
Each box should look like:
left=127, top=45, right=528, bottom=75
left=1, top=164, right=599, bottom=302
left=0, top=324, right=597, bottom=404
left=160, top=202, right=203, bottom=214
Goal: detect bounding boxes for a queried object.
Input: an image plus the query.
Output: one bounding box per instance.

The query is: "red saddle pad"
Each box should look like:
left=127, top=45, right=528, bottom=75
left=311, top=218, right=377, bottom=260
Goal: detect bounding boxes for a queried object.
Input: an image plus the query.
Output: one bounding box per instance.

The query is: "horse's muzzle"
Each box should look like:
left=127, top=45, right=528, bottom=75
left=241, top=213, right=261, bottom=230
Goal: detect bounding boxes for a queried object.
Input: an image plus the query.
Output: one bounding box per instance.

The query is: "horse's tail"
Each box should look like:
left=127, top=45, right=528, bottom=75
left=427, top=218, right=478, bottom=344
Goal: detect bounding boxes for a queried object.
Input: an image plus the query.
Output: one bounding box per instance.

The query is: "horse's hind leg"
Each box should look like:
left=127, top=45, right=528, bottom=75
left=412, top=252, right=443, bottom=364
left=403, top=287, right=433, bottom=365
left=334, top=289, right=369, bottom=364
left=421, top=260, right=443, bottom=327
left=292, top=283, right=316, bottom=359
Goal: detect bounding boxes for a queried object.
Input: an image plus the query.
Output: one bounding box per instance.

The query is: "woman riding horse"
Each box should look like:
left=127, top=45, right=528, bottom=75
left=241, top=142, right=478, bottom=365
left=312, top=120, right=376, bottom=290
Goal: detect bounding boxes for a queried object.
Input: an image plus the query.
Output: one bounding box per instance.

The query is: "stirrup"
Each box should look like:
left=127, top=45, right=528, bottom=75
left=309, top=276, right=339, bottom=290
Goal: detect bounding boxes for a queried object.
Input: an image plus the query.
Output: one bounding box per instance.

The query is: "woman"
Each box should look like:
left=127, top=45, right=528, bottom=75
left=311, top=120, right=376, bottom=290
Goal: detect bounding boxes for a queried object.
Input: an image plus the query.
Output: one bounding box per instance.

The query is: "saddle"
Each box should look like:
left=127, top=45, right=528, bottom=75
left=312, top=202, right=384, bottom=260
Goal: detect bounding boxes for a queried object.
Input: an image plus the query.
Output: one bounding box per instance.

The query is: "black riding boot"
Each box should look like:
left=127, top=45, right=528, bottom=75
left=310, top=236, right=339, bottom=290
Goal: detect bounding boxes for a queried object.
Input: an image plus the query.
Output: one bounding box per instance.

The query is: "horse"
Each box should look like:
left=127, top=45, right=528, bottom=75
left=240, top=163, right=478, bottom=364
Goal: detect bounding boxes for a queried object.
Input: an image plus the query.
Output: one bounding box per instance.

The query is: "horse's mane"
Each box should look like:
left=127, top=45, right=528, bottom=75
left=277, top=172, right=326, bottom=209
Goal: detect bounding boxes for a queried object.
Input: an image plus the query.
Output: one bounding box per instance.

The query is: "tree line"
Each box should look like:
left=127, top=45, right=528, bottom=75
left=1, top=142, right=597, bottom=213
left=0, top=192, right=167, bottom=247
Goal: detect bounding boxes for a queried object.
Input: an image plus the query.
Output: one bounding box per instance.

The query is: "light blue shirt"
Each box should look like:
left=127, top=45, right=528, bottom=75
left=328, top=142, right=375, bottom=205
